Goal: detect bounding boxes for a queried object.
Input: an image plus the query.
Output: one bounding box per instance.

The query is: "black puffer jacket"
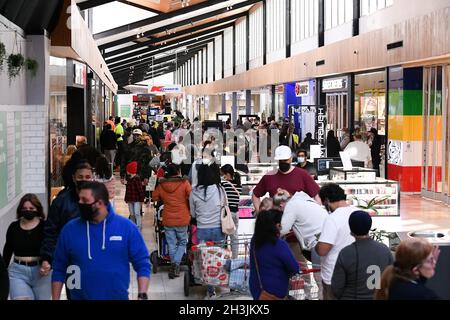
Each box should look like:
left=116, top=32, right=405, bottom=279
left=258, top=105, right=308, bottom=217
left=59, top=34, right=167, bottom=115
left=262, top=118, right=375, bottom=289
left=120, top=139, right=153, bottom=180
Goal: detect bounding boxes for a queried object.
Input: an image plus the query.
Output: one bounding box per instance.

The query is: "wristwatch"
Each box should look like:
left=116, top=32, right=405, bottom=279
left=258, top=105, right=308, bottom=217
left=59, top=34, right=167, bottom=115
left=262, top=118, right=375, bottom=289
left=138, top=293, right=148, bottom=300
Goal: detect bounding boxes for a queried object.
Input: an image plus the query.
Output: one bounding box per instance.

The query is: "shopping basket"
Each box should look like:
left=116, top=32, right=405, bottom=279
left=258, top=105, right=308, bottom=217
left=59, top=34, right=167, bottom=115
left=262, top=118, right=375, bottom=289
left=288, top=262, right=321, bottom=300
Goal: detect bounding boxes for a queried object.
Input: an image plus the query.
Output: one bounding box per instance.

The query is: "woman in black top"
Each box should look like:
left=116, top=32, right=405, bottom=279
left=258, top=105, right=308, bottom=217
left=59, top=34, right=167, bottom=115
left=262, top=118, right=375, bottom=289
left=326, top=130, right=341, bottom=157
left=2, top=194, right=51, bottom=300
left=220, top=165, right=243, bottom=259
left=375, top=238, right=440, bottom=300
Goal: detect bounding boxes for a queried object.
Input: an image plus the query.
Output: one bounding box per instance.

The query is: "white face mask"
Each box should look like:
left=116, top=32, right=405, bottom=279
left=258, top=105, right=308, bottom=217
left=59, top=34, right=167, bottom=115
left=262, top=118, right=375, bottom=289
left=298, top=157, right=306, bottom=163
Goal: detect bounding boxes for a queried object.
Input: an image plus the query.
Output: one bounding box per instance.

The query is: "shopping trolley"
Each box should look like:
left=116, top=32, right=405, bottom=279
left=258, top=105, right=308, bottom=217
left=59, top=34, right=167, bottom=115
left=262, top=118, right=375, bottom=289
left=183, top=236, right=252, bottom=298
left=288, top=262, right=321, bottom=300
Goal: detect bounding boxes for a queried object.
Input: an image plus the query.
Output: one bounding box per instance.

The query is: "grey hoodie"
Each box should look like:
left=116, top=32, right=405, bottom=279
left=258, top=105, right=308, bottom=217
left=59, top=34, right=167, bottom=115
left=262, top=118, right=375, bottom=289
left=189, top=185, right=224, bottom=229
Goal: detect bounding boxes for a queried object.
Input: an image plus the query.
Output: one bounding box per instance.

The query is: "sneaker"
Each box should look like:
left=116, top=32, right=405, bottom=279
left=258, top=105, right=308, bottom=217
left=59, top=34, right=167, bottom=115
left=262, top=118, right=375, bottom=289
left=168, top=264, right=176, bottom=279
left=174, top=264, right=181, bottom=277
left=204, top=292, right=217, bottom=300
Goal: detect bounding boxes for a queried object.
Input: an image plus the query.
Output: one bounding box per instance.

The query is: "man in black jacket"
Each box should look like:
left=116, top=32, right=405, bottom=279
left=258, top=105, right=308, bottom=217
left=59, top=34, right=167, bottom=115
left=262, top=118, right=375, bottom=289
left=120, top=129, right=152, bottom=185
left=100, top=123, right=117, bottom=166
left=0, top=253, right=9, bottom=300
left=369, top=128, right=382, bottom=177
left=39, top=162, right=94, bottom=276
left=74, top=136, right=101, bottom=169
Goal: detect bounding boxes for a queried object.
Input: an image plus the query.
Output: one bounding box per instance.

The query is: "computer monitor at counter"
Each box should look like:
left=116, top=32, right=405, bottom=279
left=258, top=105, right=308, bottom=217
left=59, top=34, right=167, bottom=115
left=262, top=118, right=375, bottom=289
left=315, top=157, right=365, bottom=176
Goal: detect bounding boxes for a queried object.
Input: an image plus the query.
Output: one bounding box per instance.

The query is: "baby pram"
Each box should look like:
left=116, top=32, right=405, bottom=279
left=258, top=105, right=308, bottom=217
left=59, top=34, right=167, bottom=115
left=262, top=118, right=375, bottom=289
left=150, top=204, right=188, bottom=273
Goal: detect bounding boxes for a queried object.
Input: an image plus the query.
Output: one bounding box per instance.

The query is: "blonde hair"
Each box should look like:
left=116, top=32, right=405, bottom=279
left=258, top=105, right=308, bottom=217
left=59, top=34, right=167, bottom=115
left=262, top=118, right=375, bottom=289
left=375, top=238, right=433, bottom=300
left=66, top=145, right=77, bottom=156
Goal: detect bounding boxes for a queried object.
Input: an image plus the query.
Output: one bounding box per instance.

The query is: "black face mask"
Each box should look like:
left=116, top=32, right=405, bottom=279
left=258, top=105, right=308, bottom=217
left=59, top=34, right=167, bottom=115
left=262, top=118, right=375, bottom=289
left=21, top=210, right=37, bottom=220
left=79, top=202, right=99, bottom=221
left=75, top=180, right=88, bottom=190
left=279, top=162, right=291, bottom=173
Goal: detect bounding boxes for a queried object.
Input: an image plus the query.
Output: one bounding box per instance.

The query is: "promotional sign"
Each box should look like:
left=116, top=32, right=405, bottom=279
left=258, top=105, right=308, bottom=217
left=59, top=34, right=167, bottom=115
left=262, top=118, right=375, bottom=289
left=315, top=105, right=328, bottom=158
left=295, top=81, right=310, bottom=97
left=149, top=85, right=182, bottom=94
left=73, top=61, right=86, bottom=86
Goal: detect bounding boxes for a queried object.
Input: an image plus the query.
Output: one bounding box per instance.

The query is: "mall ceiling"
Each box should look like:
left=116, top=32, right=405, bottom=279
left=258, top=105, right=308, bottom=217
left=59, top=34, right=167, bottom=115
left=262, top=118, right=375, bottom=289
left=0, top=0, right=63, bottom=34
left=75, top=0, right=262, bottom=88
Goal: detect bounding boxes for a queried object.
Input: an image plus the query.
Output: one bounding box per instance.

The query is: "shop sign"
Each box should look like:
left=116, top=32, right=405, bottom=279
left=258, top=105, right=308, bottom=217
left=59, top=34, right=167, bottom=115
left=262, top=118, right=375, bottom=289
left=149, top=85, right=182, bottom=93
left=74, top=61, right=86, bottom=86
left=315, top=105, right=327, bottom=157
left=275, top=85, right=284, bottom=94
left=322, top=77, right=347, bottom=92
left=295, top=81, right=309, bottom=97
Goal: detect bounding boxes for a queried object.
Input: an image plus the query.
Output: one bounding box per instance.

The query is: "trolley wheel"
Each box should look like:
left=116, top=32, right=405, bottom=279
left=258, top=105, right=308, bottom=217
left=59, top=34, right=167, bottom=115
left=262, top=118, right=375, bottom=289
left=184, top=271, right=190, bottom=297
left=151, top=251, right=159, bottom=274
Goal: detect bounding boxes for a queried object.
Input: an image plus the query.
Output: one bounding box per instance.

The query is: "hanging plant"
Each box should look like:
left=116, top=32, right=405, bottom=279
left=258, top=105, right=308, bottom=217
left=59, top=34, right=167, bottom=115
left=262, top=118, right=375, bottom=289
left=7, top=53, right=24, bottom=80
left=25, top=58, right=39, bottom=77
left=0, top=42, right=6, bottom=72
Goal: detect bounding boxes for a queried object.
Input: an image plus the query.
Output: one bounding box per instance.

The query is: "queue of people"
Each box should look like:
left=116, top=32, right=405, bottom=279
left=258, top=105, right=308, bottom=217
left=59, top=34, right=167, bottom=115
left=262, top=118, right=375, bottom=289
left=0, top=114, right=440, bottom=301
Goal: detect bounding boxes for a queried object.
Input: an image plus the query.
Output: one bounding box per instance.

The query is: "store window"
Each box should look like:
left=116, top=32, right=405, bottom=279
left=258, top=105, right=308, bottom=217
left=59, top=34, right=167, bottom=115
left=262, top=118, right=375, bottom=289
left=354, top=70, right=387, bottom=136
left=49, top=56, right=67, bottom=188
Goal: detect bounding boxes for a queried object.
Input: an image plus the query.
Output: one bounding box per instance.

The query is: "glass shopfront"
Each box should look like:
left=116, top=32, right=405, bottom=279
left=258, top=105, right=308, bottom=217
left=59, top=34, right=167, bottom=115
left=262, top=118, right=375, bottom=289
left=321, top=76, right=350, bottom=140
left=49, top=56, right=67, bottom=189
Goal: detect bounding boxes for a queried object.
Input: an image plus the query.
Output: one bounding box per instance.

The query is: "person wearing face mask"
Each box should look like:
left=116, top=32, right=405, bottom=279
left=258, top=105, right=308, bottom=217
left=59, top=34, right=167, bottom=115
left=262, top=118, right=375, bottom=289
left=295, top=149, right=317, bottom=179
left=51, top=182, right=151, bottom=300
left=315, top=183, right=358, bottom=300
left=3, top=194, right=50, bottom=299
left=375, top=238, right=440, bottom=300
left=40, top=162, right=94, bottom=279
left=252, top=145, right=321, bottom=214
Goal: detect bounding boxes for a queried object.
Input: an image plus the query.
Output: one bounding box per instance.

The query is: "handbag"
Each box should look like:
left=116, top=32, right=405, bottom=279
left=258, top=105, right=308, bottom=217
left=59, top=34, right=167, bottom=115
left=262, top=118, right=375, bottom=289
left=253, top=245, right=284, bottom=300
left=220, top=186, right=236, bottom=235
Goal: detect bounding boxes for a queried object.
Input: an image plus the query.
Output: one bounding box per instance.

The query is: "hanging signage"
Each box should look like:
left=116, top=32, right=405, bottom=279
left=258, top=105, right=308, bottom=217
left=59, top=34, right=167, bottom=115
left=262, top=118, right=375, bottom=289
left=149, top=85, right=182, bottom=93
left=73, top=61, right=86, bottom=86
left=295, top=81, right=310, bottom=97
left=275, top=85, right=284, bottom=94
left=322, top=77, right=347, bottom=92
left=315, top=105, right=328, bottom=157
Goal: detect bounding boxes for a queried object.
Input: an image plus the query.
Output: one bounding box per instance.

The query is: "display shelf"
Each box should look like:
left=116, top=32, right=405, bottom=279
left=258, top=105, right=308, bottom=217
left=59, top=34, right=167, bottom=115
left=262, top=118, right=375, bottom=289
left=330, top=167, right=377, bottom=182
left=318, top=179, right=400, bottom=217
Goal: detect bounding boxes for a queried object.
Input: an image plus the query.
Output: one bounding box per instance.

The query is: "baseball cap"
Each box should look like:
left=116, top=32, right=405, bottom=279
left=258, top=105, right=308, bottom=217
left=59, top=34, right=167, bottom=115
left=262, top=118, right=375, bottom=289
left=348, top=210, right=372, bottom=236
left=132, top=129, right=143, bottom=135
left=274, top=145, right=292, bottom=161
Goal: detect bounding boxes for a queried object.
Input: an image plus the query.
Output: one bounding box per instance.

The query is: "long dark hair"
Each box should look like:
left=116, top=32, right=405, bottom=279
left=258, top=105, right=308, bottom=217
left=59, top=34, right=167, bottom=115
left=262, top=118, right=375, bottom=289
left=95, top=155, right=112, bottom=179
left=220, top=164, right=241, bottom=187
left=17, top=194, right=45, bottom=220
left=197, top=163, right=221, bottom=197
left=253, top=209, right=282, bottom=249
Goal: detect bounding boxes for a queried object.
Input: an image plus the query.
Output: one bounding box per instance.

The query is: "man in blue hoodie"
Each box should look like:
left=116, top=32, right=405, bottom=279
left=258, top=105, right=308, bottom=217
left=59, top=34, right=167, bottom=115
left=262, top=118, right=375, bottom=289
left=51, top=182, right=151, bottom=300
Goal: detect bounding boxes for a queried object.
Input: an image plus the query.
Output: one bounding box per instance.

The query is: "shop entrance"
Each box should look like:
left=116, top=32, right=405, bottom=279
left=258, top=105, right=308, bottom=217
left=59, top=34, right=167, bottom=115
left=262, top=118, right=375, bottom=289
left=422, top=65, right=450, bottom=204
left=325, top=93, right=348, bottom=138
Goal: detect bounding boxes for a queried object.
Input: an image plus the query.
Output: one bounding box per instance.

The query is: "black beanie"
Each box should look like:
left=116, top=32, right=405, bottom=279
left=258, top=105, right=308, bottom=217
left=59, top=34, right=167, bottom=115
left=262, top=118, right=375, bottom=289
left=349, top=211, right=372, bottom=236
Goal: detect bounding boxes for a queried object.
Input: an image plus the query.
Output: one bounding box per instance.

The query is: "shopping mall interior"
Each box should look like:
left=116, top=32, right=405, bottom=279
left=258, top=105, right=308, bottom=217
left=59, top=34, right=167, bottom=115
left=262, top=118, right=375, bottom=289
left=0, top=0, right=449, bottom=302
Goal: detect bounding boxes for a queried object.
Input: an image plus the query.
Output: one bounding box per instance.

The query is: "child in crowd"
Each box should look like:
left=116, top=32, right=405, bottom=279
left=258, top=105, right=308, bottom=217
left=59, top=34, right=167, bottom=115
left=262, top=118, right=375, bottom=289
left=124, top=161, right=145, bottom=231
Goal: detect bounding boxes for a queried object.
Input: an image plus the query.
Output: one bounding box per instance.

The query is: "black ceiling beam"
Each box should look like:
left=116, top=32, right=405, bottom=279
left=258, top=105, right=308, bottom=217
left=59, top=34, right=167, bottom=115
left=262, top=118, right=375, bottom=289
left=107, top=37, right=216, bottom=70
left=99, top=0, right=261, bottom=50
left=118, top=1, right=163, bottom=14
left=77, top=0, right=116, bottom=10
left=114, top=49, right=202, bottom=84
left=94, top=0, right=226, bottom=40
left=111, top=45, right=205, bottom=74
left=106, top=30, right=223, bottom=65
left=103, top=20, right=235, bottom=58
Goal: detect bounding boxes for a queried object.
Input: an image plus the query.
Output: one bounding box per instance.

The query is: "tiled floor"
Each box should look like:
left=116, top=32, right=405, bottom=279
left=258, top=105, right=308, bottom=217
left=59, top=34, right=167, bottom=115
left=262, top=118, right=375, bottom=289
left=112, top=175, right=450, bottom=300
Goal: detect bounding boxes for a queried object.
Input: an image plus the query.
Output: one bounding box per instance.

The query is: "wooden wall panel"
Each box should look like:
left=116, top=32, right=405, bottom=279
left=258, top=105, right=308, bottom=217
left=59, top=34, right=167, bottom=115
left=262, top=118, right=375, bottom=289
left=184, top=7, right=450, bottom=95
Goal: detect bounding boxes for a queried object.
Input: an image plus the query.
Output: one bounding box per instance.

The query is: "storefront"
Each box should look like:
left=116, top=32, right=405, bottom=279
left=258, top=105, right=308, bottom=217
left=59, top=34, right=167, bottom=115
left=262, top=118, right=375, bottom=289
left=319, top=75, right=351, bottom=140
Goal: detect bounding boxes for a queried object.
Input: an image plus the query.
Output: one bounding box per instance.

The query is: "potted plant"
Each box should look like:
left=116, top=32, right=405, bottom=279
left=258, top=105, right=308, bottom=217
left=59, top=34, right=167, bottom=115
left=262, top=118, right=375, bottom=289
left=0, top=42, right=6, bottom=72
left=25, top=58, right=39, bottom=77
left=7, top=53, right=24, bottom=80
left=351, top=195, right=390, bottom=216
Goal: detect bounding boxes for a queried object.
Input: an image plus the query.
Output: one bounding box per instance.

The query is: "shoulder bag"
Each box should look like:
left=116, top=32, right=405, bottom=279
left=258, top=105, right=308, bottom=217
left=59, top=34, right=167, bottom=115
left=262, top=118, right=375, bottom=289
left=220, top=186, right=236, bottom=235
left=253, top=245, right=285, bottom=300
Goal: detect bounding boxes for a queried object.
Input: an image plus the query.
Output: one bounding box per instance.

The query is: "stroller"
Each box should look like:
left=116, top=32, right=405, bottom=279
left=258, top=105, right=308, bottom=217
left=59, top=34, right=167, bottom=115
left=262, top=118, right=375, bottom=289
left=150, top=204, right=188, bottom=273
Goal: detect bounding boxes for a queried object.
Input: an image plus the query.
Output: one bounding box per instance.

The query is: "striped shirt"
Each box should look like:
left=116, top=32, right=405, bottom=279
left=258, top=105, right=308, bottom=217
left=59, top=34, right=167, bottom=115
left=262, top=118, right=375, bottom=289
left=221, top=180, right=242, bottom=213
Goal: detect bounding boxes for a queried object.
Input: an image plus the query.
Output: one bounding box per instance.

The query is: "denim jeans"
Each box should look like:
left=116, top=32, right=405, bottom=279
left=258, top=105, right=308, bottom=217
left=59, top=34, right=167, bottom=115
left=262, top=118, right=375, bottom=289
left=165, top=226, right=188, bottom=265
left=197, top=227, right=224, bottom=243
left=8, top=262, right=51, bottom=300
left=128, top=202, right=142, bottom=230
left=229, top=212, right=240, bottom=259
left=196, top=227, right=224, bottom=296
